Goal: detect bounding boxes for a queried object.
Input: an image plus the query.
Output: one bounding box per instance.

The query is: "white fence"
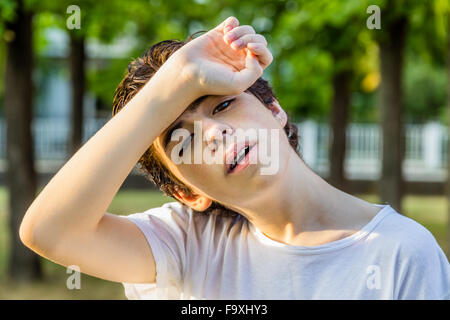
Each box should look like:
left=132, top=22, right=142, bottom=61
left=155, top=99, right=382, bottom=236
left=0, top=118, right=447, bottom=181
left=297, top=120, right=448, bottom=181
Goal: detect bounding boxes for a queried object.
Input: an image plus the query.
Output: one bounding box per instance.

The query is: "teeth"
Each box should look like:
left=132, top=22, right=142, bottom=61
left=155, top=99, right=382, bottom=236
left=229, top=145, right=252, bottom=172
left=236, top=148, right=246, bottom=162
left=231, top=146, right=248, bottom=171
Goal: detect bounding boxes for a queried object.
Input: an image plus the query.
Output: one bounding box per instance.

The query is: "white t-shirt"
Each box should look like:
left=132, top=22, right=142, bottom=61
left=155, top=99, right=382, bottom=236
left=120, top=202, right=450, bottom=300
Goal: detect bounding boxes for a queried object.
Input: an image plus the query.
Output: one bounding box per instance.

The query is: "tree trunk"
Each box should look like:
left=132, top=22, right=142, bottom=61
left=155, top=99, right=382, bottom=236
left=378, top=17, right=408, bottom=213
left=4, top=0, right=41, bottom=281
left=329, top=70, right=352, bottom=191
left=68, top=34, right=85, bottom=158
left=446, top=16, right=450, bottom=257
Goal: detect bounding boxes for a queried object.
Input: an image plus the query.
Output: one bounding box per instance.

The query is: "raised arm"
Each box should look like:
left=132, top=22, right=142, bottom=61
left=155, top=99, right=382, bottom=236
left=19, top=16, right=272, bottom=283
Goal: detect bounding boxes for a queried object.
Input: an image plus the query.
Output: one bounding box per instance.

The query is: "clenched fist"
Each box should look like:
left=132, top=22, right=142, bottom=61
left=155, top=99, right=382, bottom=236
left=169, top=16, right=273, bottom=96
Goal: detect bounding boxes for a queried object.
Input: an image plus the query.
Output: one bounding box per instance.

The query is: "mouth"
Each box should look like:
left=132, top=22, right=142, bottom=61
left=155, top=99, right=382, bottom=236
left=225, top=141, right=257, bottom=175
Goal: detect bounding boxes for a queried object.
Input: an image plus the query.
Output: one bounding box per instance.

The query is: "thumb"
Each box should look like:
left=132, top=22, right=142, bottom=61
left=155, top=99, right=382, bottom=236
left=232, top=49, right=263, bottom=92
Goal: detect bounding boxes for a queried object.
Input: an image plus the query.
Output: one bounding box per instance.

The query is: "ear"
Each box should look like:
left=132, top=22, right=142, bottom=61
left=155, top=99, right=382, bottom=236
left=267, top=99, right=287, bottom=127
left=172, top=187, right=213, bottom=212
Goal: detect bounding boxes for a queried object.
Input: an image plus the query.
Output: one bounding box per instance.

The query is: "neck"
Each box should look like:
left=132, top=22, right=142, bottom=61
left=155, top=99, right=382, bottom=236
left=235, top=147, right=378, bottom=246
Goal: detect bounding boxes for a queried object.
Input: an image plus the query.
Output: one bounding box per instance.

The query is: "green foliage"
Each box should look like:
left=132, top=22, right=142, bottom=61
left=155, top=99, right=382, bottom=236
left=404, top=56, right=446, bottom=123
left=87, top=58, right=130, bottom=109
left=0, top=0, right=17, bottom=33
left=268, top=0, right=380, bottom=120
left=274, top=48, right=333, bottom=120
left=0, top=0, right=448, bottom=121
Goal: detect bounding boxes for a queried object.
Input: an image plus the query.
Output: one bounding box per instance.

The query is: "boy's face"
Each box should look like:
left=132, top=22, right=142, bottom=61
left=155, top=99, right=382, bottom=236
left=153, top=91, right=290, bottom=210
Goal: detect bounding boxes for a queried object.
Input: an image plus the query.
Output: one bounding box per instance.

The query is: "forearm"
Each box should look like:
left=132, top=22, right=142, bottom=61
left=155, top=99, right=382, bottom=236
left=20, top=60, right=198, bottom=249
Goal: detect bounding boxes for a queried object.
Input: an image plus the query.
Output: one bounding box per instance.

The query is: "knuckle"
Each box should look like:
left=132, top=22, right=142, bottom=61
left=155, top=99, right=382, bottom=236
left=241, top=25, right=255, bottom=34
left=226, top=29, right=235, bottom=37
left=245, top=35, right=258, bottom=43
left=256, top=34, right=267, bottom=44
left=227, top=16, right=238, bottom=25
left=239, top=34, right=249, bottom=41
left=252, top=43, right=263, bottom=51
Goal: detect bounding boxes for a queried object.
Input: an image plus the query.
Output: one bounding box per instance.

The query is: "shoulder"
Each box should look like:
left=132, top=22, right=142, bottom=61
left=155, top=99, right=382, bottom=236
left=371, top=206, right=450, bottom=299
left=374, top=206, right=449, bottom=278
left=372, top=206, right=442, bottom=256
left=385, top=211, right=450, bottom=299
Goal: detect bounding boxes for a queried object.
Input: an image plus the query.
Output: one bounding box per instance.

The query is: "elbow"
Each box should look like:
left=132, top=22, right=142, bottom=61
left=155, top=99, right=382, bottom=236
left=19, top=215, right=35, bottom=249
left=19, top=199, right=42, bottom=248
left=19, top=209, right=46, bottom=251
left=19, top=210, right=65, bottom=255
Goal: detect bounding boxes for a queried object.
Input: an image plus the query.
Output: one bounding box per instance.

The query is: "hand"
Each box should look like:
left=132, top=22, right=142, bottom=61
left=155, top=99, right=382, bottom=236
left=173, top=16, right=273, bottom=96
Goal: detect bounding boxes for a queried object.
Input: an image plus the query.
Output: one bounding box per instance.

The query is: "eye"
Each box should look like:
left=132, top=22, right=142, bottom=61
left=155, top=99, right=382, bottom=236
left=212, top=98, right=235, bottom=115
left=179, top=133, right=193, bottom=157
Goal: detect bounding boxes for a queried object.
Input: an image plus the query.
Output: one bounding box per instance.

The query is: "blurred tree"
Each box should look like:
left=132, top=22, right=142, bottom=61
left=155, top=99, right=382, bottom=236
left=311, top=1, right=372, bottom=191
left=2, top=0, right=42, bottom=281
left=446, top=2, right=450, bottom=257
left=57, top=0, right=129, bottom=157
left=404, top=60, right=446, bottom=123
left=271, top=0, right=377, bottom=191
left=30, top=1, right=87, bottom=158
left=86, top=0, right=199, bottom=113
left=404, top=0, right=448, bottom=123
left=375, top=0, right=446, bottom=213
left=86, top=0, right=228, bottom=113
left=375, top=0, right=409, bottom=213
left=35, top=0, right=136, bottom=157
left=68, top=32, right=85, bottom=156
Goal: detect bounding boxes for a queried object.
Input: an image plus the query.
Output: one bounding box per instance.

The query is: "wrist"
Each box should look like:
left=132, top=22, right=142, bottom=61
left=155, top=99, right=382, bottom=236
left=150, top=51, right=203, bottom=104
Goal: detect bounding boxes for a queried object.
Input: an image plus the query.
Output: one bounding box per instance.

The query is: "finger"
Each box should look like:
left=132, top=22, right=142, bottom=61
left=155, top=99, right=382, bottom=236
left=230, top=34, right=267, bottom=50
left=215, top=16, right=239, bottom=33
left=247, top=43, right=273, bottom=69
left=232, top=49, right=263, bottom=92
left=223, top=25, right=256, bottom=44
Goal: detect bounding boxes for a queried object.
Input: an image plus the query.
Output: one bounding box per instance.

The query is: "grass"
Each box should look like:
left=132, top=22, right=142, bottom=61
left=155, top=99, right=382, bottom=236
left=0, top=187, right=448, bottom=299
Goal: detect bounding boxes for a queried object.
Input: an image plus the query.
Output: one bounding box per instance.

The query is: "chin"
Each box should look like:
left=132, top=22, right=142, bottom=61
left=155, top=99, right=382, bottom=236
left=247, top=160, right=288, bottom=191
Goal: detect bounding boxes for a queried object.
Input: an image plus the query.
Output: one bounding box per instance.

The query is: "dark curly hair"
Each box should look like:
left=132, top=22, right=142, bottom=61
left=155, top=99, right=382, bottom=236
left=112, top=33, right=302, bottom=218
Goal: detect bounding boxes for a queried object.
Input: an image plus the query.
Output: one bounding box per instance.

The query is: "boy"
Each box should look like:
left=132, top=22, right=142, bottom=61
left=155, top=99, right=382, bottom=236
left=20, top=17, right=449, bottom=299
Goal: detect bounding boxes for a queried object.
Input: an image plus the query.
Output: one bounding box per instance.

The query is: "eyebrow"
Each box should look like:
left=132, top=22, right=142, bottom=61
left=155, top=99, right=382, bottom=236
left=162, top=95, right=212, bottom=149
left=187, top=95, right=210, bottom=113
left=163, top=120, right=185, bottom=149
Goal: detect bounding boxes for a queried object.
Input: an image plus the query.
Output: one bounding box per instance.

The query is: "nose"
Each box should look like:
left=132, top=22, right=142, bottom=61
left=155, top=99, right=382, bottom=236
left=204, top=121, right=233, bottom=151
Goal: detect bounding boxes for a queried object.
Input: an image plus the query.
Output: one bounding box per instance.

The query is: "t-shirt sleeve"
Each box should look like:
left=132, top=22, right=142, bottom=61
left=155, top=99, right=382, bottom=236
left=119, top=202, right=192, bottom=299
left=395, top=223, right=450, bottom=300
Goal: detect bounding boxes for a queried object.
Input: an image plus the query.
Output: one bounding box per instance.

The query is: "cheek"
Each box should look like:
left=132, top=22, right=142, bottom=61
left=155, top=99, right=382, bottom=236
left=177, top=161, right=244, bottom=201
left=240, top=103, right=279, bottom=129
left=220, top=106, right=267, bottom=135
left=176, top=163, right=223, bottom=190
